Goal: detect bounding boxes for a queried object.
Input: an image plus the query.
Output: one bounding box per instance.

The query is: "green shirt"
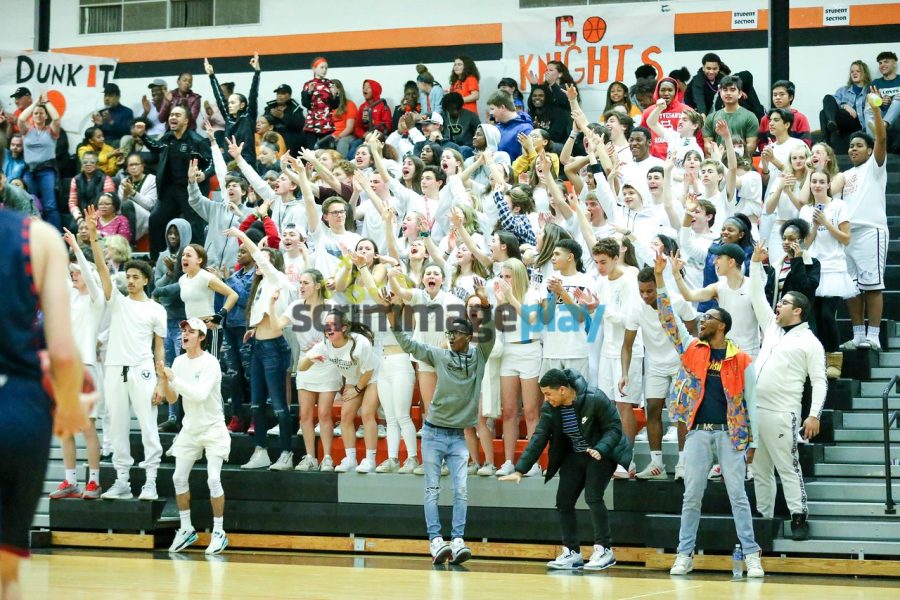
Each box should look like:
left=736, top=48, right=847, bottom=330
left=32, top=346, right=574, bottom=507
left=702, top=106, right=759, bottom=147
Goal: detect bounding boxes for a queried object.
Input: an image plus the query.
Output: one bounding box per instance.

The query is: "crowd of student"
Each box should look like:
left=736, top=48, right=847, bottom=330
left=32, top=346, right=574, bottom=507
left=0, top=47, right=895, bottom=568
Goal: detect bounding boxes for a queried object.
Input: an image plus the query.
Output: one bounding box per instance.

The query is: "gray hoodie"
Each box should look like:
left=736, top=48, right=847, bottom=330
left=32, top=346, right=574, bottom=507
left=393, top=316, right=495, bottom=429
left=152, top=217, right=192, bottom=320
left=187, top=181, right=248, bottom=270
left=462, top=123, right=511, bottom=188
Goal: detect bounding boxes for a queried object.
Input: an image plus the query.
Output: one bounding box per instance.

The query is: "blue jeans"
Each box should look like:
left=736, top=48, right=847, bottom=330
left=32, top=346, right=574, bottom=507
left=223, top=325, right=249, bottom=418
left=421, top=422, right=469, bottom=540
left=163, top=318, right=182, bottom=420
left=250, top=336, right=292, bottom=452
left=23, top=167, right=60, bottom=229
left=677, top=429, right=760, bottom=556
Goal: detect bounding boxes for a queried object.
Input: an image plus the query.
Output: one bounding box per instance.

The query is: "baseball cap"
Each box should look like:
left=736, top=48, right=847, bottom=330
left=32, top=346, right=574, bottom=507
left=422, top=112, right=444, bottom=126
left=179, top=317, right=208, bottom=335
left=10, top=87, right=31, bottom=99
left=709, top=243, right=746, bottom=263
left=103, top=83, right=121, bottom=96
left=274, top=84, right=292, bottom=94
left=148, top=78, right=166, bottom=88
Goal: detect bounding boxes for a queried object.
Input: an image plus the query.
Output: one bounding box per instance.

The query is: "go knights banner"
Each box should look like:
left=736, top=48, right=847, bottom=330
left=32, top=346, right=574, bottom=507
left=0, top=49, right=118, bottom=140
left=502, top=5, right=675, bottom=117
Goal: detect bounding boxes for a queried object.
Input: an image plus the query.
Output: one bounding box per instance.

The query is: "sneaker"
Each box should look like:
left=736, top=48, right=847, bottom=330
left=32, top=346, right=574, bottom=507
left=267, top=424, right=280, bottom=436
left=205, top=530, right=228, bottom=555
left=320, top=456, right=335, bottom=472
left=669, top=553, right=693, bottom=575
left=169, top=528, right=198, bottom=553
left=440, top=461, right=449, bottom=476
left=241, top=448, right=271, bottom=470
left=139, top=482, right=158, bottom=501
left=839, top=338, right=860, bottom=350
left=636, top=463, right=668, bottom=480
left=101, top=479, right=133, bottom=500
left=333, top=425, right=342, bottom=437
left=430, top=536, right=452, bottom=565
left=662, top=426, right=679, bottom=442
left=376, top=458, right=400, bottom=473
left=467, top=462, right=479, bottom=475
left=247, top=423, right=255, bottom=436
left=865, top=337, right=882, bottom=351
left=314, top=424, right=321, bottom=435
left=398, top=457, right=418, bottom=474
left=858, top=338, right=872, bottom=349
left=635, top=430, right=648, bottom=442
left=613, top=464, right=633, bottom=479
left=707, top=464, right=722, bottom=481
left=413, top=463, right=425, bottom=475
left=523, top=463, right=542, bottom=477
left=417, top=428, right=423, bottom=438
left=158, top=419, right=179, bottom=433
left=356, top=457, right=376, bottom=473
left=82, top=480, right=101, bottom=500
left=674, top=463, right=685, bottom=481
left=334, top=456, right=359, bottom=473
left=744, top=551, right=765, bottom=578
left=355, top=425, right=365, bottom=439
left=476, top=463, right=497, bottom=476
left=791, top=513, right=810, bottom=541
left=377, top=424, right=387, bottom=438
left=226, top=416, right=245, bottom=433
left=495, top=461, right=515, bottom=477
left=547, top=547, right=584, bottom=570
left=745, top=464, right=754, bottom=481
left=269, top=451, right=294, bottom=471
left=450, top=537, right=472, bottom=565
left=584, top=544, right=616, bottom=571
left=49, top=481, right=82, bottom=499
left=294, top=455, right=319, bottom=472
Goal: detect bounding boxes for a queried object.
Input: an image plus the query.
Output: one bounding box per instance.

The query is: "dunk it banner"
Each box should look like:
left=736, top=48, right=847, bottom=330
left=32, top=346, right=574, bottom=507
left=502, top=6, right=675, bottom=117
left=0, top=50, right=118, bottom=140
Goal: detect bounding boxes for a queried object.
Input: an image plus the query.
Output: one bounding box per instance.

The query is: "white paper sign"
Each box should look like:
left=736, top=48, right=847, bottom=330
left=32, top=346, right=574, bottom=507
left=824, top=6, right=850, bottom=26
left=731, top=10, right=758, bottom=30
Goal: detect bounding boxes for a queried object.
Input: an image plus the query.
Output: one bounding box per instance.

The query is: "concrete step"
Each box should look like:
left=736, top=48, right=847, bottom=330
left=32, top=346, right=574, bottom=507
left=839, top=412, right=900, bottom=429
left=824, top=445, right=900, bottom=464
left=806, top=479, right=900, bottom=502
left=871, top=368, right=900, bottom=380
left=860, top=381, right=900, bottom=397
left=833, top=429, right=900, bottom=442
left=772, top=538, right=900, bottom=557
left=807, top=500, right=900, bottom=518
left=48, top=448, right=89, bottom=461
left=851, top=397, right=900, bottom=410
left=813, top=463, right=900, bottom=477
left=880, top=352, right=900, bottom=368
left=780, top=517, right=900, bottom=540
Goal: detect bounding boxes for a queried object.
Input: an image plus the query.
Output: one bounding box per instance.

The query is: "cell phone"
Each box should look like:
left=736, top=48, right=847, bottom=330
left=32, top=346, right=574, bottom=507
left=816, top=203, right=825, bottom=212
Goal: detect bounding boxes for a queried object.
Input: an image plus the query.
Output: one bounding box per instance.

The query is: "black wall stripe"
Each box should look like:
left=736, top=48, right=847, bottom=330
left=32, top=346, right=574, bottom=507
left=675, top=24, right=900, bottom=52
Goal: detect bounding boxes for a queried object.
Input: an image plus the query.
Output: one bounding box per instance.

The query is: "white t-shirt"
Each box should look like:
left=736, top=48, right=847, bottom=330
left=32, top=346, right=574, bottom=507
left=282, top=253, right=307, bottom=290
left=595, top=271, right=642, bottom=358
left=500, top=287, right=543, bottom=344
left=626, top=295, right=696, bottom=374
left=310, top=332, right=379, bottom=385
left=410, top=288, right=466, bottom=347
left=699, top=188, right=734, bottom=236
left=171, top=351, right=224, bottom=431
left=180, top=268, right=215, bottom=319
left=663, top=129, right=703, bottom=175
left=734, top=170, right=763, bottom=219
left=841, top=153, right=887, bottom=230
left=104, top=289, right=167, bottom=367
left=311, top=227, right=362, bottom=278
left=800, top=200, right=850, bottom=273
left=541, top=271, right=596, bottom=359
left=765, top=137, right=807, bottom=187
left=716, top=276, right=760, bottom=357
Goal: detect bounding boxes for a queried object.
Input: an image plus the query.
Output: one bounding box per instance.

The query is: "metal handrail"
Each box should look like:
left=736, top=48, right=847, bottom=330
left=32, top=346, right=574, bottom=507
left=882, top=375, right=900, bottom=515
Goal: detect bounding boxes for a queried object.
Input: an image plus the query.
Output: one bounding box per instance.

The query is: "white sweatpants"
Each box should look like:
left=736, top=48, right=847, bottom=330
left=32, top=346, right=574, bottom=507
left=105, top=361, right=163, bottom=481
left=376, top=353, right=417, bottom=459
left=753, top=408, right=808, bottom=517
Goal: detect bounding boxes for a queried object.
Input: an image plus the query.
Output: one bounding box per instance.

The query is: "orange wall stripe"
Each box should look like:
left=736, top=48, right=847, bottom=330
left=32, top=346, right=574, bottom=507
left=674, top=3, right=900, bottom=34
left=852, top=2, right=900, bottom=25
left=55, top=23, right=502, bottom=63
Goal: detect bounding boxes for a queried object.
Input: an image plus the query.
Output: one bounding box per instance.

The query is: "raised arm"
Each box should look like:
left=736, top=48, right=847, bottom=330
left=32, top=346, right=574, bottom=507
left=646, top=99, right=668, bottom=140
left=670, top=250, right=715, bottom=302
left=653, top=253, right=693, bottom=353
left=230, top=136, right=278, bottom=202
left=748, top=244, right=775, bottom=330
left=85, top=206, right=113, bottom=300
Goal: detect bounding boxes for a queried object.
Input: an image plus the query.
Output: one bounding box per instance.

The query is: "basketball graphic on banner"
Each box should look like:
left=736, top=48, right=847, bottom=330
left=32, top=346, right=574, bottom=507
left=582, top=16, right=607, bottom=43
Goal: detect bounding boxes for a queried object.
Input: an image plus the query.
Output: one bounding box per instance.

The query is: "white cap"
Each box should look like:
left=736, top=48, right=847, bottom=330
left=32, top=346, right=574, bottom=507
left=179, top=317, right=208, bottom=335
left=424, top=112, right=444, bottom=126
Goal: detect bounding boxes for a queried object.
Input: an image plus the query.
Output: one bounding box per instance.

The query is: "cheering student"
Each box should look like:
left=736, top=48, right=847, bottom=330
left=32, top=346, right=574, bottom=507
left=380, top=286, right=494, bottom=566
left=499, top=368, right=632, bottom=572
left=159, top=318, right=231, bottom=555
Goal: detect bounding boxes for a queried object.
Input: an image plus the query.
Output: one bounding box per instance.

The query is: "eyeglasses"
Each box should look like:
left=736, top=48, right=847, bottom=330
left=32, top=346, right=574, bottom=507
left=776, top=299, right=794, bottom=308
left=445, top=330, right=468, bottom=339
left=699, top=313, right=723, bottom=324
left=326, top=210, right=345, bottom=216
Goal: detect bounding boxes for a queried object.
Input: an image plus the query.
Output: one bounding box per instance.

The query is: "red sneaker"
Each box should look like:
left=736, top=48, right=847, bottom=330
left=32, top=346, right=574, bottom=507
left=49, top=481, right=82, bottom=499
left=82, top=480, right=101, bottom=500
left=227, top=416, right=244, bottom=432
left=247, top=423, right=255, bottom=435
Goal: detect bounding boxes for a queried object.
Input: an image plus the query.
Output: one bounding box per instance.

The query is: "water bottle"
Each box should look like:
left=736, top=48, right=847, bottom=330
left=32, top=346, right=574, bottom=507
left=732, top=544, right=744, bottom=579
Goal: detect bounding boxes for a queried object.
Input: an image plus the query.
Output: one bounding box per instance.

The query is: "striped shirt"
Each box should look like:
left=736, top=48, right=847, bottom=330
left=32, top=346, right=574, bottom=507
left=560, top=405, right=589, bottom=453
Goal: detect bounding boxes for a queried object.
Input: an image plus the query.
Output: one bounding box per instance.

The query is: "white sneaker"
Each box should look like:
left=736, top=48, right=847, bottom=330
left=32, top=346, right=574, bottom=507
left=440, top=461, right=449, bottom=476
left=314, top=424, right=321, bottom=435
left=319, top=456, right=335, bottom=472
left=613, top=464, right=633, bottom=479
left=495, top=461, right=515, bottom=477
left=635, top=430, right=648, bottom=442
left=334, top=456, right=358, bottom=473
left=636, top=463, right=667, bottom=480
left=333, top=425, right=342, bottom=437
left=467, top=462, right=479, bottom=475
left=669, top=553, right=694, bottom=575
left=523, top=463, right=542, bottom=477
left=356, top=457, right=376, bottom=473
left=674, top=463, right=685, bottom=481
left=865, top=337, right=882, bottom=351
left=547, top=547, right=583, bottom=570
left=205, top=530, right=228, bottom=555
left=375, top=458, right=399, bottom=473
left=745, top=464, right=754, bottom=481
left=168, top=528, right=198, bottom=553
left=138, top=482, right=158, bottom=501
left=267, top=424, right=279, bottom=436
left=416, top=428, right=423, bottom=438
left=101, top=479, right=133, bottom=500
left=242, top=448, right=271, bottom=470
left=294, top=454, right=319, bottom=472
left=430, top=536, right=452, bottom=564
left=707, top=464, right=722, bottom=481
left=398, top=457, right=418, bottom=474
left=584, top=544, right=616, bottom=571
left=355, top=425, right=365, bottom=439
left=476, top=463, right=497, bottom=476
left=377, top=424, right=387, bottom=438
left=449, top=537, right=472, bottom=565
left=744, top=551, right=765, bottom=577
left=840, top=338, right=861, bottom=350
left=662, top=426, right=679, bottom=442
left=413, top=463, right=425, bottom=475
left=269, top=451, right=294, bottom=471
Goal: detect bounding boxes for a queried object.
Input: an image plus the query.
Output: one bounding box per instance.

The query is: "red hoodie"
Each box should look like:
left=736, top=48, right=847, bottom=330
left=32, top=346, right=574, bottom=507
left=641, top=77, right=703, bottom=159
left=354, top=79, right=393, bottom=138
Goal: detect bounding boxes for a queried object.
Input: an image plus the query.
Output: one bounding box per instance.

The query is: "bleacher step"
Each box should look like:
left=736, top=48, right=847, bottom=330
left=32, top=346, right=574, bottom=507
left=807, top=500, right=900, bottom=518
left=814, top=462, right=900, bottom=477
left=806, top=480, right=900, bottom=502
left=833, top=429, right=900, bottom=442
left=824, top=445, right=900, bottom=464
left=772, top=538, right=900, bottom=556
left=781, top=518, right=900, bottom=541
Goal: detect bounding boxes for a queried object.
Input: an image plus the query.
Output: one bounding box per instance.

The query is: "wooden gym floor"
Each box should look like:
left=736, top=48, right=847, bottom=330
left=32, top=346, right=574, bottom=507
left=20, top=549, right=900, bottom=599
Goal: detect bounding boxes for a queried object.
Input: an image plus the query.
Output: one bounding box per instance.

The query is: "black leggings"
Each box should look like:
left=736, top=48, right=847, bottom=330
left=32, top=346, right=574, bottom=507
left=814, top=295, right=842, bottom=352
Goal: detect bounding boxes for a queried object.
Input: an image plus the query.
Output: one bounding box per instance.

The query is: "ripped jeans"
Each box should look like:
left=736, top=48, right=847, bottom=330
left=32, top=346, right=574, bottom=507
left=250, top=336, right=292, bottom=452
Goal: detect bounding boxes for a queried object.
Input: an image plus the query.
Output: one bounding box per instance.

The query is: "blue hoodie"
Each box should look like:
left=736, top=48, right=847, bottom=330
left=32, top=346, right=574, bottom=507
left=496, top=111, right=534, bottom=161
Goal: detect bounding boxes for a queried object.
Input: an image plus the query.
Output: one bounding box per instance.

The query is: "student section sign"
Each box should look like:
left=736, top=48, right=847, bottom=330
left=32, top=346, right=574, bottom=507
left=503, top=5, right=674, bottom=117
left=0, top=50, right=118, bottom=140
